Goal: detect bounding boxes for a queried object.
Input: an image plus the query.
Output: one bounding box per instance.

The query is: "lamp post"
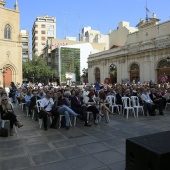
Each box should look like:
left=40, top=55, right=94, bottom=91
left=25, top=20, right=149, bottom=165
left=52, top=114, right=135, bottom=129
left=0, top=66, right=8, bottom=88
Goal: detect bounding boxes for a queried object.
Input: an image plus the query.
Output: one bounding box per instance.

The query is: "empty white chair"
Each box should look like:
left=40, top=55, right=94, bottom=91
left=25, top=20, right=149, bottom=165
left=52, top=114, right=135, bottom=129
left=106, top=95, right=120, bottom=114
left=122, top=97, right=136, bottom=119
left=131, top=96, right=144, bottom=117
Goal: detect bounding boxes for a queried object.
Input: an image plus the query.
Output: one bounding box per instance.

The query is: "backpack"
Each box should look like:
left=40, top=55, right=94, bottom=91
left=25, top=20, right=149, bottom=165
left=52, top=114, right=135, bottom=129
left=0, top=128, right=8, bottom=137
left=61, top=116, right=66, bottom=128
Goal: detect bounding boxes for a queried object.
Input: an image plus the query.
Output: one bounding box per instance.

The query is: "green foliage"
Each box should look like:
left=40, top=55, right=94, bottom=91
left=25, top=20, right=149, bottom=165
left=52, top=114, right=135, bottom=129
left=23, top=54, right=57, bottom=83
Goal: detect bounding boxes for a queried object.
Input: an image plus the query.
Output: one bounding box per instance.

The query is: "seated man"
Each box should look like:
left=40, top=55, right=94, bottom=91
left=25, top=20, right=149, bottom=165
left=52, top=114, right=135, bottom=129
left=149, top=88, right=164, bottom=115
left=20, top=88, right=27, bottom=103
left=71, top=91, right=91, bottom=127
left=56, top=90, right=77, bottom=130
left=141, top=88, right=156, bottom=116
left=25, top=89, right=33, bottom=109
left=29, top=90, right=41, bottom=120
left=40, top=91, right=58, bottom=131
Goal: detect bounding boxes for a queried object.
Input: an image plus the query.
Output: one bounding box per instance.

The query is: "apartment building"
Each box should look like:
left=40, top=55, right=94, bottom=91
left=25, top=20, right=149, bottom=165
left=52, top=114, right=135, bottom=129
left=20, top=30, right=30, bottom=62
left=32, top=15, right=56, bottom=56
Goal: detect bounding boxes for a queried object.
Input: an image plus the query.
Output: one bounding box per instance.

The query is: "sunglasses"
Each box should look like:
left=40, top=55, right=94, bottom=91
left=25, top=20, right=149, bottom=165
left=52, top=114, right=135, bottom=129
left=2, top=99, right=7, bottom=101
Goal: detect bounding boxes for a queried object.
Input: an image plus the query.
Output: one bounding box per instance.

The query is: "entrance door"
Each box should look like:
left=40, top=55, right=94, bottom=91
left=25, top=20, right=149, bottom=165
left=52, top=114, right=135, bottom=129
left=130, top=64, right=140, bottom=83
left=4, top=68, right=12, bottom=88
left=95, top=68, right=100, bottom=83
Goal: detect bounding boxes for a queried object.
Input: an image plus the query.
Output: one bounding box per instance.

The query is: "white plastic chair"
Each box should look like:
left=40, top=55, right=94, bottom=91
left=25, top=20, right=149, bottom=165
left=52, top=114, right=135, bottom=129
left=165, top=102, right=170, bottom=110
left=59, top=115, right=76, bottom=128
left=122, top=97, right=136, bottom=119
left=106, top=95, right=120, bottom=114
left=20, top=102, right=26, bottom=111
left=131, top=96, right=144, bottom=117
left=31, top=99, right=41, bottom=120
left=36, top=99, right=52, bottom=128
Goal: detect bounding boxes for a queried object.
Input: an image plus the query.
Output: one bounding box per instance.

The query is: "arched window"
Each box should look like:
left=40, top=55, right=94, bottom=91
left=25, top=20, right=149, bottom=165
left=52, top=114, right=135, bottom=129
left=157, top=59, right=170, bottom=83
left=4, top=24, right=11, bottom=39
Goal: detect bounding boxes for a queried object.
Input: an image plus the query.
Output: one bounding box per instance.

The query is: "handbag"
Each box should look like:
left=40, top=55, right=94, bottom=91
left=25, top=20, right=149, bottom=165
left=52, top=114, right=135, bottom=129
left=0, top=128, right=8, bottom=137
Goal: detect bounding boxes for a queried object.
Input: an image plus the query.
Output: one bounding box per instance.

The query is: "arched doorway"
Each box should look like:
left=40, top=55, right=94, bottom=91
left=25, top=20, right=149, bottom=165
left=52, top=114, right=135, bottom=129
left=109, top=64, right=117, bottom=84
left=94, top=68, right=100, bottom=83
left=157, top=60, right=170, bottom=83
left=130, top=63, right=140, bottom=83
left=4, top=67, right=12, bottom=88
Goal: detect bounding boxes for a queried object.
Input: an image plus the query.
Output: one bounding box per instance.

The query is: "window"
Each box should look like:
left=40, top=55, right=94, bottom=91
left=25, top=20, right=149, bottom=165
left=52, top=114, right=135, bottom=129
left=41, top=36, right=45, bottom=40
left=41, top=24, right=46, bottom=28
left=4, top=24, right=11, bottom=39
left=41, top=30, right=46, bottom=34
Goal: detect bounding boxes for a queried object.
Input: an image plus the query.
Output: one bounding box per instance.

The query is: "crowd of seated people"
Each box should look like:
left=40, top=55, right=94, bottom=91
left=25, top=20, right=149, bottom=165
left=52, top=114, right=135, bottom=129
left=0, top=81, right=170, bottom=135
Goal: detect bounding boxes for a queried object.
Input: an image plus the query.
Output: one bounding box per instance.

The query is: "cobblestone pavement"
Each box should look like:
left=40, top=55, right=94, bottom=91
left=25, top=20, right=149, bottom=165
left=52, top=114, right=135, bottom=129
left=0, top=104, right=170, bottom=170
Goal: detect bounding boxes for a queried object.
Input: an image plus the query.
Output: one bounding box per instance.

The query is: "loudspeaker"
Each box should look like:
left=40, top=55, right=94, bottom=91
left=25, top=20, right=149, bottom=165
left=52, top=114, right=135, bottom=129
left=126, top=131, right=170, bottom=170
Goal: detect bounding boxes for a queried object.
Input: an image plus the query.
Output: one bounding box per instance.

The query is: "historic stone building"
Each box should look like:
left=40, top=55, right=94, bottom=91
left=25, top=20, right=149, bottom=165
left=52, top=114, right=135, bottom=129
left=88, top=14, right=170, bottom=84
left=0, top=0, right=22, bottom=87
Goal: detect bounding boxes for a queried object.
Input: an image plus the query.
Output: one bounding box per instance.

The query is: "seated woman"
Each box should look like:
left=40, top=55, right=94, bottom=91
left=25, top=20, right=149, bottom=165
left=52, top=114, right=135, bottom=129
left=0, top=96, right=23, bottom=136
left=99, top=89, right=112, bottom=123
left=84, top=92, right=100, bottom=125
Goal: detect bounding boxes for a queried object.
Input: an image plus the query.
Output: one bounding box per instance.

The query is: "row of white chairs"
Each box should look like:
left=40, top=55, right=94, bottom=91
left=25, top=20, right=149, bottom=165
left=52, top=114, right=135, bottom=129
left=106, top=96, right=144, bottom=119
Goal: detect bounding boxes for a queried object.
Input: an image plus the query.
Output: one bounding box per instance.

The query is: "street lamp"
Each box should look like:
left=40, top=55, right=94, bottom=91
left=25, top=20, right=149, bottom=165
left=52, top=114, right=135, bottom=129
left=0, top=66, right=8, bottom=88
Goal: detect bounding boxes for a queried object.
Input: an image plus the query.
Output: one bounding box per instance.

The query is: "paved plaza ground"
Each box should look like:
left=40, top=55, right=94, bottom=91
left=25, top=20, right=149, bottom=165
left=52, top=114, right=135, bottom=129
left=0, top=104, right=170, bottom=170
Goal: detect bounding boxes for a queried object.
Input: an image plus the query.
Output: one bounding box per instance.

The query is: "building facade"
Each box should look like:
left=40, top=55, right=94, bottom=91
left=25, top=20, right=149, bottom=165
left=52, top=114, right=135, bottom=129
left=32, top=15, right=56, bottom=56
left=79, top=22, right=137, bottom=50
left=88, top=14, right=170, bottom=84
left=20, top=30, right=30, bottom=62
left=0, top=0, right=22, bottom=87
left=42, top=38, right=106, bottom=84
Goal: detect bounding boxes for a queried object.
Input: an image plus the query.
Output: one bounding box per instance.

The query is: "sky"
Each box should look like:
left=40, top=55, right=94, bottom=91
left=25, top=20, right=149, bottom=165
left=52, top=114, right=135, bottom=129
left=5, top=0, right=170, bottom=43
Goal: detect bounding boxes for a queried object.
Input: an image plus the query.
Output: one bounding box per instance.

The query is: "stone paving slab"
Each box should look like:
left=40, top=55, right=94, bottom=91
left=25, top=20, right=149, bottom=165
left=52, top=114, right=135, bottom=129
left=0, top=104, right=169, bottom=170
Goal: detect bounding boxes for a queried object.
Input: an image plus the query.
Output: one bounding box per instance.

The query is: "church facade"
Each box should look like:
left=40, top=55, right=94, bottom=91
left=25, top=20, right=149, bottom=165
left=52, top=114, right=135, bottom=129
left=0, top=0, right=22, bottom=88
left=88, top=14, right=170, bottom=84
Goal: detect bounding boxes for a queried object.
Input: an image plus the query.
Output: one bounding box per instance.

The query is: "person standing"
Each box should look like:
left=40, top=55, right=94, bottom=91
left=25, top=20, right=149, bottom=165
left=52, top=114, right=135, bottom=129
left=9, top=82, right=17, bottom=103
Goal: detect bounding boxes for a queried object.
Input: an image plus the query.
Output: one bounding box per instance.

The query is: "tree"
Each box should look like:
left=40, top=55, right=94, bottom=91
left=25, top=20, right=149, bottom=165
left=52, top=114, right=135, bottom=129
left=23, top=54, right=57, bottom=84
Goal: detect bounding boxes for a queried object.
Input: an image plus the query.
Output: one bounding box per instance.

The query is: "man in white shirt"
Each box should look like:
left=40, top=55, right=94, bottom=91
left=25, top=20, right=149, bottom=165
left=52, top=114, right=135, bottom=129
left=40, top=91, right=58, bottom=130
left=141, top=88, right=156, bottom=116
